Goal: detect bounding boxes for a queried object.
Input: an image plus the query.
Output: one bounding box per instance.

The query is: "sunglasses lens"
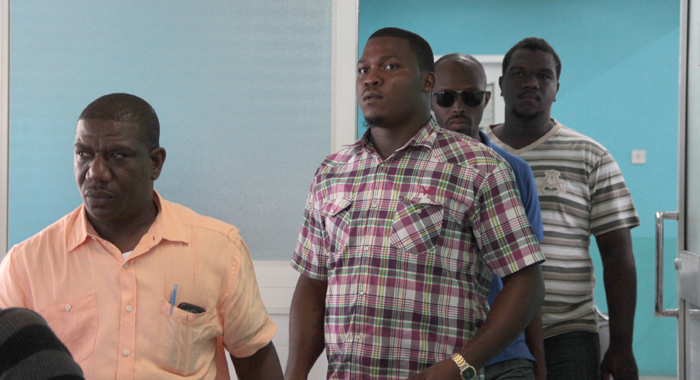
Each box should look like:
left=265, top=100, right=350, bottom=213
left=435, top=91, right=458, bottom=108
left=462, top=90, right=484, bottom=107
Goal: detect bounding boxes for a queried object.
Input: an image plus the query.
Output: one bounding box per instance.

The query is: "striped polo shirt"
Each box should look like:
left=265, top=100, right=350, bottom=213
left=485, top=120, right=639, bottom=338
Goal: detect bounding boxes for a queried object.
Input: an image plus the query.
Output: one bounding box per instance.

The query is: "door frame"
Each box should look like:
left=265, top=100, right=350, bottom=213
left=678, top=0, right=689, bottom=377
left=0, top=0, right=9, bottom=258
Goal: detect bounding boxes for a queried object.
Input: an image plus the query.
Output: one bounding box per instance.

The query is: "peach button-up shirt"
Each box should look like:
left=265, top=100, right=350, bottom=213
left=0, top=191, right=276, bottom=379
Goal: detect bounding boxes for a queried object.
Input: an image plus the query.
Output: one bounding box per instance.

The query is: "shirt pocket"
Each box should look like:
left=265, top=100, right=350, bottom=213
left=321, top=197, right=353, bottom=257
left=157, top=299, right=222, bottom=376
left=390, top=196, right=444, bottom=255
left=39, top=293, right=98, bottom=363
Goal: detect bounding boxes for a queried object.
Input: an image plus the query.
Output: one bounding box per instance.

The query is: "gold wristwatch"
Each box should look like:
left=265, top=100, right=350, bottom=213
left=451, top=353, right=477, bottom=380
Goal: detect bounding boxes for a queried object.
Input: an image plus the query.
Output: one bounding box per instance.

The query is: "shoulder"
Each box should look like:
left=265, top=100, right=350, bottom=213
left=548, top=124, right=609, bottom=157
left=489, top=142, right=532, bottom=174
left=162, top=200, right=241, bottom=243
left=431, top=127, right=509, bottom=173
left=7, top=208, right=81, bottom=260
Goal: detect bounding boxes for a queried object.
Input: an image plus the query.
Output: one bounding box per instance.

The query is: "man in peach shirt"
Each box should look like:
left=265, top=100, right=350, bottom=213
left=0, top=93, right=284, bottom=380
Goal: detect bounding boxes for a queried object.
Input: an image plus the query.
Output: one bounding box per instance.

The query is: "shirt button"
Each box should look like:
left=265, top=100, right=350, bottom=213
left=364, top=246, right=370, bottom=252
left=64, top=304, right=71, bottom=311
left=126, top=305, right=133, bottom=312
left=358, top=291, right=365, bottom=296
left=123, top=263, right=129, bottom=268
left=123, top=349, right=130, bottom=356
left=346, top=335, right=353, bottom=343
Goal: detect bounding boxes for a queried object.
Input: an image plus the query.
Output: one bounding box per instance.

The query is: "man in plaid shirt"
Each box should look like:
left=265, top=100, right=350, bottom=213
left=286, top=28, right=546, bottom=380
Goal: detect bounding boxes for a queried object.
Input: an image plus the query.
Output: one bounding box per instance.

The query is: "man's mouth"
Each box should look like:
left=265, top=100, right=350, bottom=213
left=519, top=92, right=539, bottom=101
left=84, top=189, right=114, bottom=199
left=362, top=90, right=383, bottom=102
left=447, top=116, right=469, bottom=125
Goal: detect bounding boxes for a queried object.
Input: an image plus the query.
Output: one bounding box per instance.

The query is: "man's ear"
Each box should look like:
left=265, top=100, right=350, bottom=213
left=150, top=147, right=167, bottom=180
left=498, top=76, right=503, bottom=96
left=554, top=82, right=560, bottom=102
left=422, top=72, right=436, bottom=93
left=484, top=91, right=492, bottom=107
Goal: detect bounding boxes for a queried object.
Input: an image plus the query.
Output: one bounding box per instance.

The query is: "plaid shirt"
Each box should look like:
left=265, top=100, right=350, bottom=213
left=291, top=118, right=544, bottom=379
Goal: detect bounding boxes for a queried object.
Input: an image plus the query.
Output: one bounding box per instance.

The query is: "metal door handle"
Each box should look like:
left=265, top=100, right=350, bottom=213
left=655, top=211, right=679, bottom=318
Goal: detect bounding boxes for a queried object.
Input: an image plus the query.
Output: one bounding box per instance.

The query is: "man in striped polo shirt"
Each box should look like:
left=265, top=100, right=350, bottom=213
left=485, top=38, right=640, bottom=380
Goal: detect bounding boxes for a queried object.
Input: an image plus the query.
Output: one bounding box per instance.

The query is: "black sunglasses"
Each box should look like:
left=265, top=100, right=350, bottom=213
left=432, top=90, right=486, bottom=108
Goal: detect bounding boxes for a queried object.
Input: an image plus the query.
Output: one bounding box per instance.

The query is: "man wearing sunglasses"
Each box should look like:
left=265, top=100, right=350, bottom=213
left=432, top=53, right=546, bottom=380
left=287, top=28, right=546, bottom=380
left=485, top=38, right=640, bottom=380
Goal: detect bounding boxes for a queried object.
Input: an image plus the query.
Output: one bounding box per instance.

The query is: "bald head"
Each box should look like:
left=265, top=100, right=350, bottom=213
left=432, top=54, right=491, bottom=139
left=435, top=53, right=487, bottom=87
left=79, top=93, right=160, bottom=151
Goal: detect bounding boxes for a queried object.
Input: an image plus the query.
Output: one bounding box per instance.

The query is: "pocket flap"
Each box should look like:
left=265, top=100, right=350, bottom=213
left=40, top=293, right=97, bottom=323
left=321, top=197, right=353, bottom=217
left=403, top=195, right=442, bottom=207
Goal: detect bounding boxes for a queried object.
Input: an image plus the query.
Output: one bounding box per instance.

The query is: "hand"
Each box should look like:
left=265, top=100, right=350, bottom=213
left=600, top=343, right=638, bottom=380
left=406, top=359, right=462, bottom=380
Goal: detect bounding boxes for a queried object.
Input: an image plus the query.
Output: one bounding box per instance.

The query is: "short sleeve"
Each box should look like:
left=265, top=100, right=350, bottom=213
left=589, top=151, right=640, bottom=236
left=0, top=248, right=29, bottom=309
left=220, top=235, right=277, bottom=358
left=290, top=176, right=328, bottom=280
left=472, top=161, right=545, bottom=278
left=517, top=163, right=545, bottom=241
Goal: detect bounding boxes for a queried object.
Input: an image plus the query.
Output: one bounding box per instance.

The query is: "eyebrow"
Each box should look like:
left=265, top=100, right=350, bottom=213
left=358, top=55, right=399, bottom=64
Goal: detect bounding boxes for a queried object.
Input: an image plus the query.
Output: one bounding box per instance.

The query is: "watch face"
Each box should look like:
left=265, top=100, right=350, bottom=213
left=461, top=367, right=477, bottom=380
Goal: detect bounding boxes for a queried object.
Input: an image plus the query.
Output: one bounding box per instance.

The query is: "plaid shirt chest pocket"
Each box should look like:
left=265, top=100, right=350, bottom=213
left=390, top=196, right=444, bottom=255
left=321, top=197, right=353, bottom=257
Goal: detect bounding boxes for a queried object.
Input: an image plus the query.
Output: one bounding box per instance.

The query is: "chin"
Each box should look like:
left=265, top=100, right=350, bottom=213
left=363, top=117, right=385, bottom=128
left=513, top=109, right=543, bottom=121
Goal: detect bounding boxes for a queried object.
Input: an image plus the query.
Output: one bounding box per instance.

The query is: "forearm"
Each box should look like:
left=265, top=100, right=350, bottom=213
left=231, top=342, right=284, bottom=380
left=285, top=274, right=327, bottom=379
left=459, top=264, right=544, bottom=369
left=524, top=309, right=546, bottom=380
left=598, top=228, right=637, bottom=346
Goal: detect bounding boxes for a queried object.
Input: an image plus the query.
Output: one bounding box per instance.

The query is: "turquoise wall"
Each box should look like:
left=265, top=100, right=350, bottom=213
left=8, top=1, right=332, bottom=260
left=359, top=0, right=680, bottom=375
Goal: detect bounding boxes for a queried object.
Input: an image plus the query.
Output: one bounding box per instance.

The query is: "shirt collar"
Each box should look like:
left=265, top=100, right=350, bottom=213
left=351, top=117, right=439, bottom=153
left=67, top=190, right=190, bottom=252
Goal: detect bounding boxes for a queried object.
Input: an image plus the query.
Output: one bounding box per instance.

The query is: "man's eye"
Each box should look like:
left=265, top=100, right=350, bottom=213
left=76, top=151, right=89, bottom=157
left=110, top=153, right=125, bottom=159
left=538, top=74, right=551, bottom=79
left=358, top=67, right=368, bottom=74
left=385, top=63, right=397, bottom=70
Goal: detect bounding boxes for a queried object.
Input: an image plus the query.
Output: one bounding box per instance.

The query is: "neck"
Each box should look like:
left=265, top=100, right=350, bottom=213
left=495, top=109, right=554, bottom=149
left=87, top=201, right=158, bottom=253
left=369, top=113, right=431, bottom=159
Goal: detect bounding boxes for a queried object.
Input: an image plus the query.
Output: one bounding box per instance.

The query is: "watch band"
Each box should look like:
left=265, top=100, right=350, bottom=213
left=451, top=353, right=477, bottom=380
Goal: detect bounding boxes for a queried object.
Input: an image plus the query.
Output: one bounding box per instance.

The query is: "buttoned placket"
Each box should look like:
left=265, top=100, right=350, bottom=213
left=116, top=249, right=137, bottom=379
left=352, top=152, right=390, bottom=349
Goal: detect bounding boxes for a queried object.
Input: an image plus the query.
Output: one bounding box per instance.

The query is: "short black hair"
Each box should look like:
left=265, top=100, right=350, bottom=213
left=369, top=27, right=435, bottom=73
left=502, top=37, right=561, bottom=80
left=79, top=93, right=160, bottom=151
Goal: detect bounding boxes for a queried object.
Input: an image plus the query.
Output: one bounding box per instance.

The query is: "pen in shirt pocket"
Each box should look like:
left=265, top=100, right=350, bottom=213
left=170, top=284, right=178, bottom=316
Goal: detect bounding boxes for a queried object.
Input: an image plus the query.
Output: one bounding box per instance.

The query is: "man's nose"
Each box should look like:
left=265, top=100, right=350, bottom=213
left=363, top=70, right=381, bottom=87
left=86, top=156, right=112, bottom=182
left=453, top=95, right=467, bottom=112
left=523, top=74, right=540, bottom=88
